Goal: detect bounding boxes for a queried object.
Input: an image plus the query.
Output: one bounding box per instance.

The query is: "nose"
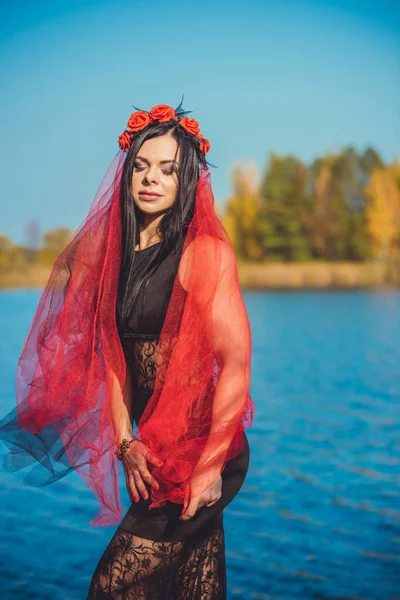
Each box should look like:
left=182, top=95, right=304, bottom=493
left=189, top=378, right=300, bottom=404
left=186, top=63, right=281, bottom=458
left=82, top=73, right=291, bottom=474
left=143, top=166, right=159, bottom=185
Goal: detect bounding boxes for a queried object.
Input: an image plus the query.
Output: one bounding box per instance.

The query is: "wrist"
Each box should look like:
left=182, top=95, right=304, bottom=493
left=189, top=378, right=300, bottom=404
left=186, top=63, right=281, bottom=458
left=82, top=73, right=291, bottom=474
left=115, top=431, right=134, bottom=446
left=115, top=437, right=135, bottom=461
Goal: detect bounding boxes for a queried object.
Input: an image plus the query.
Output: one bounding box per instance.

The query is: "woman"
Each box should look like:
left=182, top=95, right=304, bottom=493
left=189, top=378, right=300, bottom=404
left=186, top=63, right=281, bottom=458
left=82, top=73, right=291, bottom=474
left=0, top=99, right=254, bottom=599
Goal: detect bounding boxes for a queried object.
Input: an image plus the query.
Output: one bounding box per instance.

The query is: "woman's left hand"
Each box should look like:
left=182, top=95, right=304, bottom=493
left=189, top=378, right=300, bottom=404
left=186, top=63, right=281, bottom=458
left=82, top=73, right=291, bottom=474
left=180, top=475, right=222, bottom=521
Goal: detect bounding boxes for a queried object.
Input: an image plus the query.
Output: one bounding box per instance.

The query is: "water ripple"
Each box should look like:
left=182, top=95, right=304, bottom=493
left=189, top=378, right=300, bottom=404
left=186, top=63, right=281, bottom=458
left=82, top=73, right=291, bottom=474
left=1, top=290, right=400, bottom=598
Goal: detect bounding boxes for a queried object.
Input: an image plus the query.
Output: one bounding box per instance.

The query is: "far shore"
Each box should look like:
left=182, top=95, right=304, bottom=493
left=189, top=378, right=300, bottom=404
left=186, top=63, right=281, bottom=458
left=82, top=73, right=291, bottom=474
left=1, top=260, right=400, bottom=291
left=237, top=260, right=400, bottom=290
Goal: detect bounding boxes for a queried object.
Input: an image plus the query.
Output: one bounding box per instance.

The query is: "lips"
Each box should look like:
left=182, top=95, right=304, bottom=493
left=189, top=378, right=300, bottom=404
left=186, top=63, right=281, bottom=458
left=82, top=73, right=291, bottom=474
left=139, top=192, right=161, bottom=202
left=139, top=191, right=161, bottom=198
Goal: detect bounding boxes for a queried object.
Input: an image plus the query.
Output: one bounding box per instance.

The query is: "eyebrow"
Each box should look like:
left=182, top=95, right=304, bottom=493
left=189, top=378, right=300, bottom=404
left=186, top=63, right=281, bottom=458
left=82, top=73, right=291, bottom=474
left=136, top=155, right=179, bottom=166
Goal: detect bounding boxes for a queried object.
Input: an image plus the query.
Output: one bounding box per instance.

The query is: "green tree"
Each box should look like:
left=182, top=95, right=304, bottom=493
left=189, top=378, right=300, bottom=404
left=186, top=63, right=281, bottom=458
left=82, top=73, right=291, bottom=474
left=259, top=154, right=312, bottom=261
left=307, top=147, right=383, bottom=261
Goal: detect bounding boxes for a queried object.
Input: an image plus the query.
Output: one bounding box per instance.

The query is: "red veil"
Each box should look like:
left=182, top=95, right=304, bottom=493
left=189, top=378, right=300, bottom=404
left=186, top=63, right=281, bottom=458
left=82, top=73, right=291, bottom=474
left=0, top=148, right=255, bottom=526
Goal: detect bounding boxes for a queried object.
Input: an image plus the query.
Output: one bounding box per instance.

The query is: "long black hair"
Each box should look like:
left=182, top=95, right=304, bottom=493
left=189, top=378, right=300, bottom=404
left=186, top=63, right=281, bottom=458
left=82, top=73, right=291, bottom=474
left=116, top=119, right=209, bottom=333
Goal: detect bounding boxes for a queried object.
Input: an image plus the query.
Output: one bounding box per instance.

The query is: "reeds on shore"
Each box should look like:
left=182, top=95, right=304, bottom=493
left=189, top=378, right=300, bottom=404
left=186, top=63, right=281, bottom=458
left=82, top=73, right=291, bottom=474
left=1, top=261, right=399, bottom=291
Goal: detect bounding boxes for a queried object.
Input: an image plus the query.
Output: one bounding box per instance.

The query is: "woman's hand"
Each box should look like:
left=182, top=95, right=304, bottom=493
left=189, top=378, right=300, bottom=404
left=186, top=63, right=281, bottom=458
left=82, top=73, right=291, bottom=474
left=121, top=438, right=164, bottom=503
left=180, top=475, right=222, bottom=521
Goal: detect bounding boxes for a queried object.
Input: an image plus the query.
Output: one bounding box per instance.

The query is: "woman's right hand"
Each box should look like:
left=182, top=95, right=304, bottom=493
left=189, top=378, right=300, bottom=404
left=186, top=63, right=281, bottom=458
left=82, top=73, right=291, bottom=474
left=121, top=438, right=164, bottom=503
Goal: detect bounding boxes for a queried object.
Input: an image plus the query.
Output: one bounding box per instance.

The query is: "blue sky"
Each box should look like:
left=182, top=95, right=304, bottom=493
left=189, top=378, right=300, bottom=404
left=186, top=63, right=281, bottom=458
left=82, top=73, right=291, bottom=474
left=1, top=0, right=399, bottom=244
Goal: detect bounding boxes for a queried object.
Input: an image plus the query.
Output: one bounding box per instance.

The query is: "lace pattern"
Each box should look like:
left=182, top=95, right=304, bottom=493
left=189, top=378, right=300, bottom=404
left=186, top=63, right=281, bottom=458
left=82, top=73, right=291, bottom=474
left=122, top=333, right=177, bottom=392
left=86, top=521, right=226, bottom=599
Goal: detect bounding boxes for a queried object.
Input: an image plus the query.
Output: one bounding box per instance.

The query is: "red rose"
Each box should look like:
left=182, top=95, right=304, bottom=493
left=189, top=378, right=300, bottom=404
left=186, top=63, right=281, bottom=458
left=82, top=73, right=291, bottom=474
left=118, top=130, right=132, bottom=152
left=127, top=111, right=151, bottom=132
left=179, top=116, right=200, bottom=136
left=149, top=104, right=178, bottom=123
left=197, top=134, right=211, bottom=155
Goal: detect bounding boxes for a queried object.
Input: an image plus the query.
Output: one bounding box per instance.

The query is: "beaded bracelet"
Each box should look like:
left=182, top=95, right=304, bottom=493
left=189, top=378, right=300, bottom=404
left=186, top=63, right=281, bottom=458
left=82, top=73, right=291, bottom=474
left=115, top=437, right=135, bottom=461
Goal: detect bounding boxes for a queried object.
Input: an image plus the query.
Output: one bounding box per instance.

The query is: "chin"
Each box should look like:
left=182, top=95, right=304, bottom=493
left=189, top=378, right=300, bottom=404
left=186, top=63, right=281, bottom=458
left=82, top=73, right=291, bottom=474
left=137, top=204, right=170, bottom=217
left=139, top=201, right=164, bottom=211
left=136, top=198, right=172, bottom=211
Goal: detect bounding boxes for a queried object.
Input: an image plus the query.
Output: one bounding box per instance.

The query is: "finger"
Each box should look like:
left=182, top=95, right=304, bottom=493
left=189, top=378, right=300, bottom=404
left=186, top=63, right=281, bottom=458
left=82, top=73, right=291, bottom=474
left=125, top=478, right=133, bottom=503
left=183, top=485, right=190, bottom=514
left=138, top=466, right=160, bottom=491
left=146, top=453, right=164, bottom=467
left=181, top=498, right=198, bottom=520
left=180, top=485, right=190, bottom=517
left=127, top=474, right=139, bottom=503
left=122, top=464, right=133, bottom=502
left=132, top=469, right=149, bottom=500
left=125, top=455, right=159, bottom=491
left=180, top=498, right=199, bottom=521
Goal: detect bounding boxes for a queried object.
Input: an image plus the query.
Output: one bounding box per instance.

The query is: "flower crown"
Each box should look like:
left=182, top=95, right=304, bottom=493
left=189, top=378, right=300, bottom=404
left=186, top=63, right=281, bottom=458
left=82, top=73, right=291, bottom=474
left=118, top=97, right=211, bottom=156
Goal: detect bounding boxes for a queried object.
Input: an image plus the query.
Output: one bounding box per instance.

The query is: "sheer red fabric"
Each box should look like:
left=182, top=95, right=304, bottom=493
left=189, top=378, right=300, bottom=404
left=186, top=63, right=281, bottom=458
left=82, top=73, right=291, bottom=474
left=1, top=150, right=255, bottom=526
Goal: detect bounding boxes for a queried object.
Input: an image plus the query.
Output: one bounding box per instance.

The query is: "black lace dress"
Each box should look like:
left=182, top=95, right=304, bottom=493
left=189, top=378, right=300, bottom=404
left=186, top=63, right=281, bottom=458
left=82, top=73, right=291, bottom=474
left=86, top=241, right=250, bottom=600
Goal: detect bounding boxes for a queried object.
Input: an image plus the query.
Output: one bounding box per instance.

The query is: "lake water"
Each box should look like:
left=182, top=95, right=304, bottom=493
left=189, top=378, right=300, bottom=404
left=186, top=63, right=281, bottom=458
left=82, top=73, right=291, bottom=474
left=0, top=289, right=399, bottom=599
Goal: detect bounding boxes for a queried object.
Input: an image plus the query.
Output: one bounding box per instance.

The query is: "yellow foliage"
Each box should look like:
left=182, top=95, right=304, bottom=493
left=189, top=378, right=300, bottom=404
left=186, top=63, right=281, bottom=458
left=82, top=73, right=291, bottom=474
left=315, top=165, right=331, bottom=210
left=224, top=161, right=264, bottom=260
left=365, top=163, right=400, bottom=259
left=0, top=234, right=16, bottom=269
left=222, top=211, right=237, bottom=247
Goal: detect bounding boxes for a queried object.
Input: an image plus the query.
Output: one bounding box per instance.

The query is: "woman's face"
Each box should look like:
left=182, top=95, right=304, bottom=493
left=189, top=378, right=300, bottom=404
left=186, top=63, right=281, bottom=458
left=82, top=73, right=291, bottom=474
left=131, top=133, right=180, bottom=216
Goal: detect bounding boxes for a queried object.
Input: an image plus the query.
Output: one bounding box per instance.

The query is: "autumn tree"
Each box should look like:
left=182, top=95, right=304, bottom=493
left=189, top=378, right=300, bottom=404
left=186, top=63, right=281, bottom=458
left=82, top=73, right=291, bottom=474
left=365, top=161, right=400, bottom=260
left=223, top=161, right=264, bottom=261
left=39, top=227, right=74, bottom=265
left=0, top=234, right=15, bottom=270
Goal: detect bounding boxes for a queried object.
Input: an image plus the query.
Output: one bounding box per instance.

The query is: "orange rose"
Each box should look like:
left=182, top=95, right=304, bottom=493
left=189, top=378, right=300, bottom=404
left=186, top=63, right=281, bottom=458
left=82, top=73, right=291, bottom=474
left=127, top=111, right=151, bottom=132
left=118, top=130, right=132, bottom=152
left=179, top=116, right=200, bottom=136
left=149, top=104, right=178, bottom=123
left=197, top=134, right=211, bottom=155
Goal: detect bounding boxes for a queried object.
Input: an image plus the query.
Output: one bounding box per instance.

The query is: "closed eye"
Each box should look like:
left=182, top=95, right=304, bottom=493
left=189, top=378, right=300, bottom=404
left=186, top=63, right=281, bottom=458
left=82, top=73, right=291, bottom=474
left=133, top=165, right=175, bottom=176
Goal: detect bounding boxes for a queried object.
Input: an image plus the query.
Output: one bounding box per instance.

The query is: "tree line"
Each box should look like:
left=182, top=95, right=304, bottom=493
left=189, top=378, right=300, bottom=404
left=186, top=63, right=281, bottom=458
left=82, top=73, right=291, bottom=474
left=222, top=146, right=400, bottom=262
left=1, top=146, right=399, bottom=270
